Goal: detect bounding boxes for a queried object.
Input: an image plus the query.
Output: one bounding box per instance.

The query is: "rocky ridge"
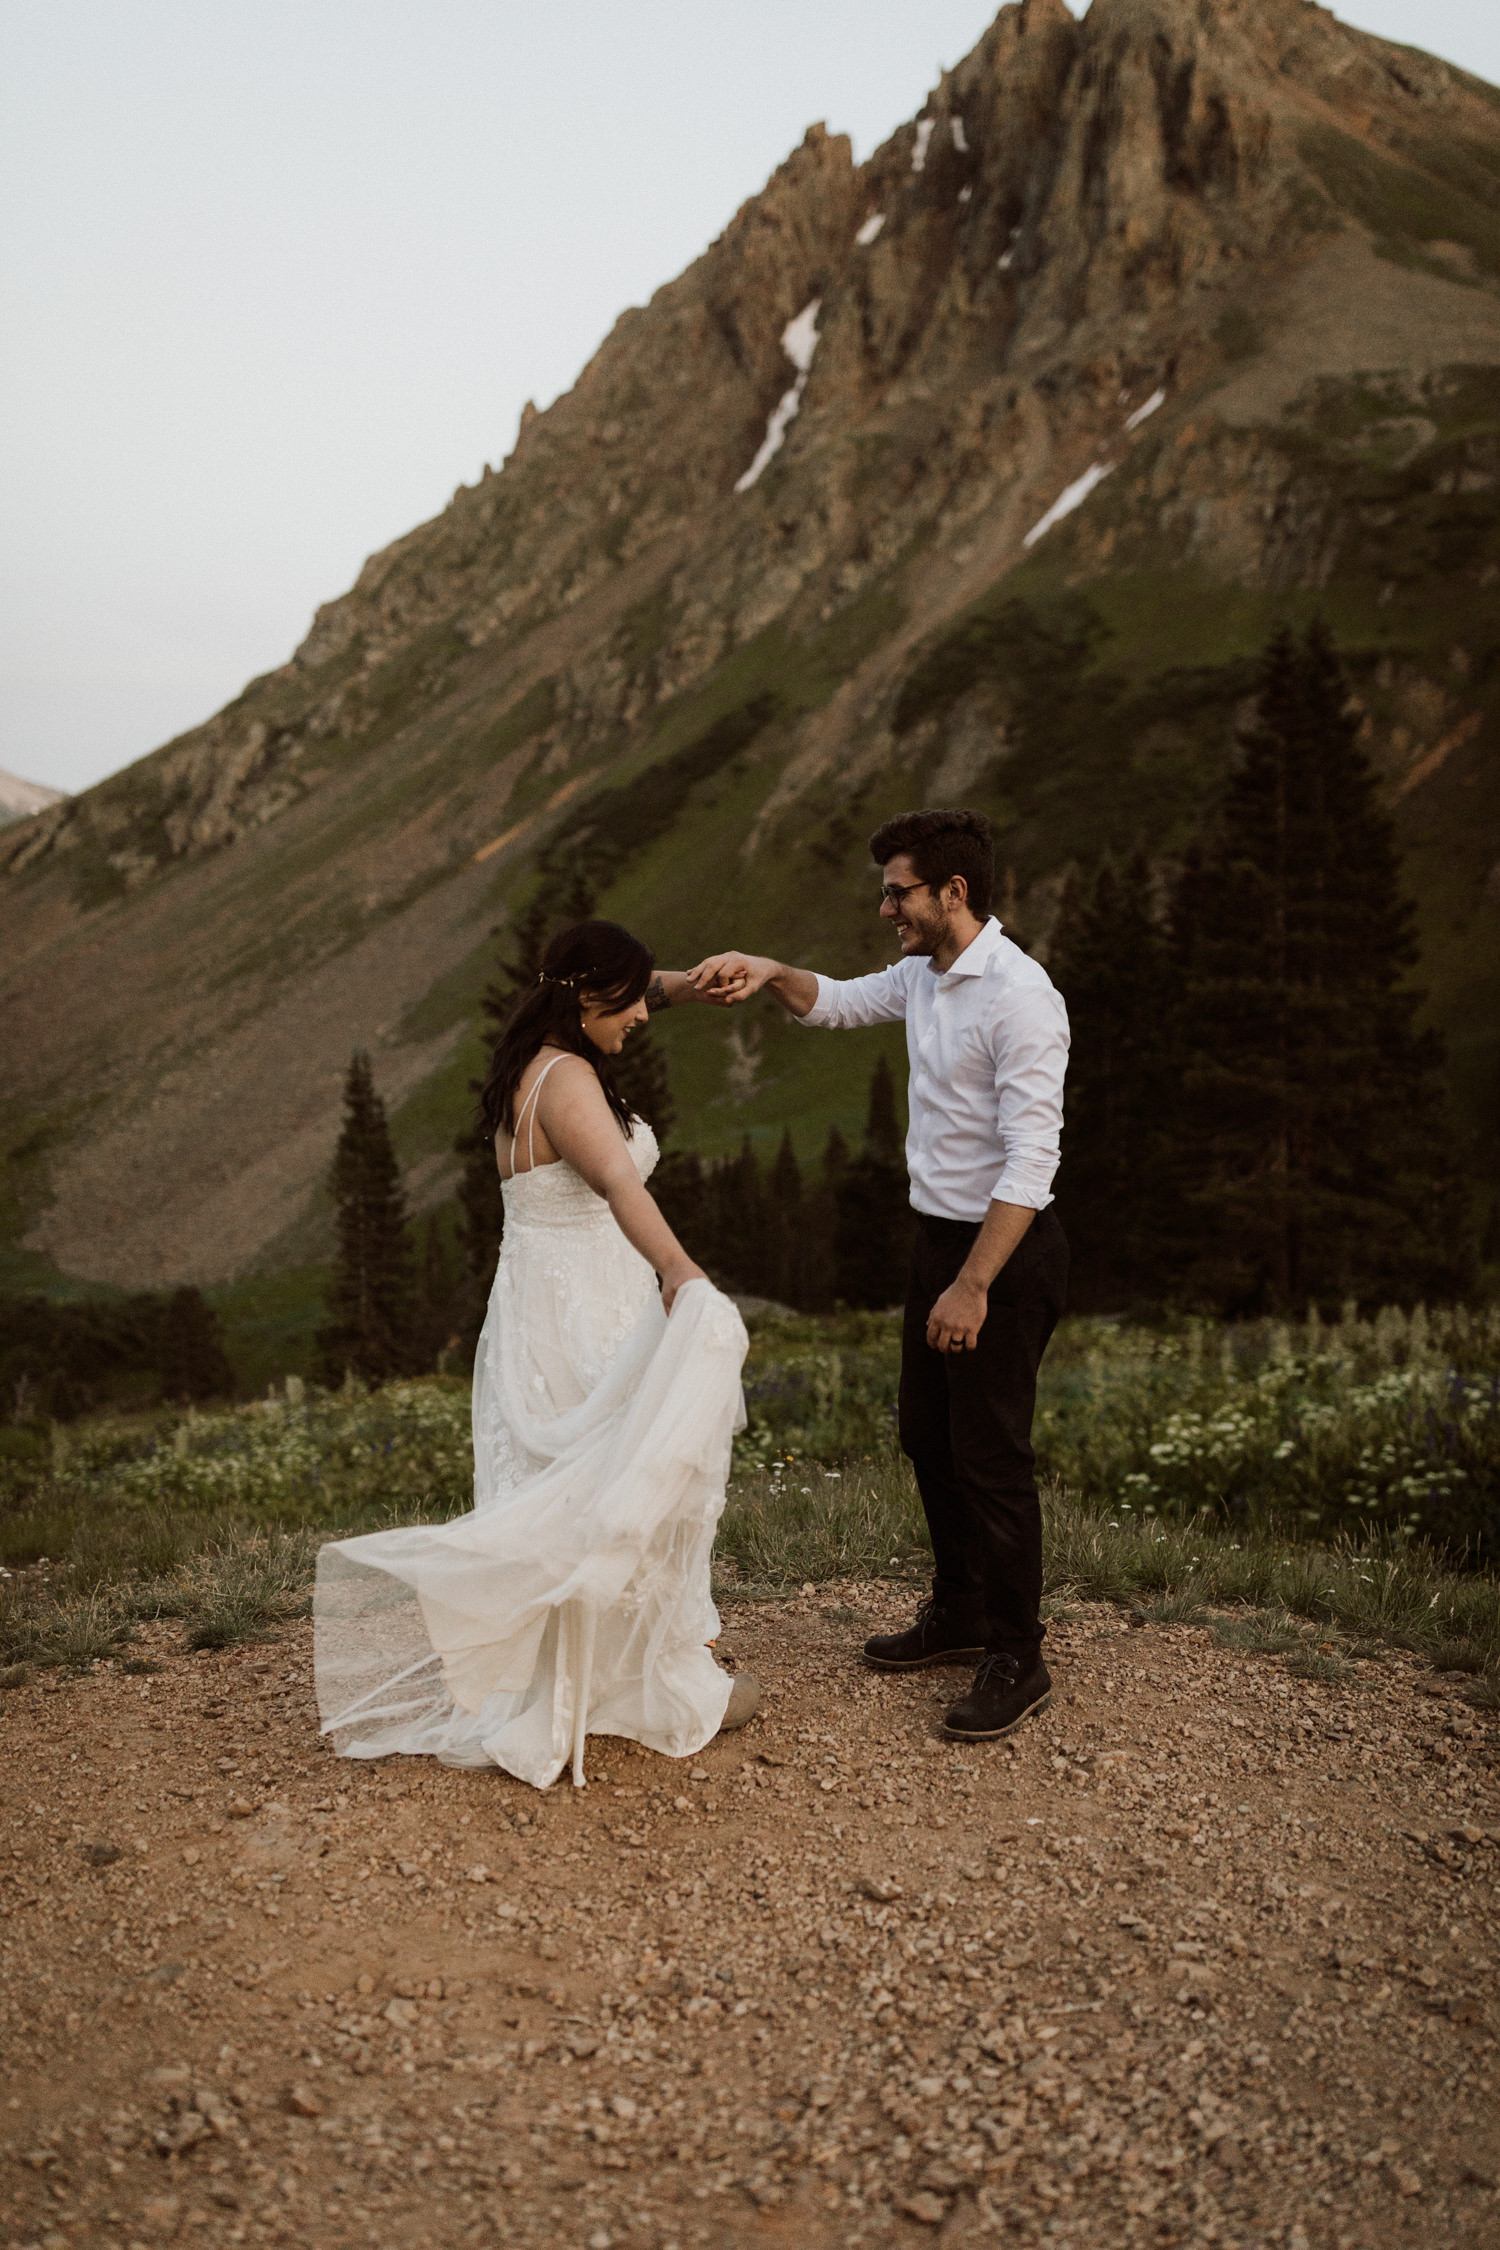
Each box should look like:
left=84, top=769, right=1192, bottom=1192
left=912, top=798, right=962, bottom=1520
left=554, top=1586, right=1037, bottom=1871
left=1, top=0, right=1498, bottom=1286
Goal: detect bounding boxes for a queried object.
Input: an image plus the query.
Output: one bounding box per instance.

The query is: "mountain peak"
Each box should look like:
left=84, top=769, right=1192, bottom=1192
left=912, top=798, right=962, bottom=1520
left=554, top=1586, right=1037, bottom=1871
left=2, top=1, right=1496, bottom=1291
left=0, top=768, right=66, bottom=827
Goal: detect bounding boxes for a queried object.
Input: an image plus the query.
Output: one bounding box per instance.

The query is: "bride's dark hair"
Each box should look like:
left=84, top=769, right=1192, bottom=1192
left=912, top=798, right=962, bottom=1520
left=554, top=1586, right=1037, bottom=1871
left=478, top=917, right=655, bottom=1140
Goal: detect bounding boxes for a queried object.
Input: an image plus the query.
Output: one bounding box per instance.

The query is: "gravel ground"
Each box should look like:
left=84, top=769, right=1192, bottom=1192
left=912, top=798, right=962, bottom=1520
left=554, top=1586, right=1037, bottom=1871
left=2, top=1586, right=1498, bottom=2250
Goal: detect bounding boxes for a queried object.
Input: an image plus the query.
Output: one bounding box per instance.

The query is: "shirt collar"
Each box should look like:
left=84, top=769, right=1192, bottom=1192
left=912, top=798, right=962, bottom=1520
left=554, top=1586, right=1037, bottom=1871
left=933, top=915, right=1005, bottom=980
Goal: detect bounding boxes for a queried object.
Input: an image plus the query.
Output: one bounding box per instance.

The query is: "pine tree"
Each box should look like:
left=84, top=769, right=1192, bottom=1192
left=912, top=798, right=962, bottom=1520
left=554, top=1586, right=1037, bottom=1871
left=835, top=1056, right=915, bottom=1309
left=865, top=1053, right=904, bottom=1165
left=1482, top=1194, right=1500, bottom=1273
left=1475, top=1052, right=1500, bottom=1276
left=316, top=1051, right=416, bottom=1384
left=652, top=1148, right=708, bottom=1264
left=413, top=1214, right=461, bottom=1372
left=763, top=1128, right=805, bottom=1307
left=798, top=1124, right=850, bottom=1313
left=156, top=1287, right=235, bottom=1402
left=1047, top=847, right=1183, bottom=1307
left=1177, top=621, right=1472, bottom=1309
left=706, top=1137, right=768, bottom=1295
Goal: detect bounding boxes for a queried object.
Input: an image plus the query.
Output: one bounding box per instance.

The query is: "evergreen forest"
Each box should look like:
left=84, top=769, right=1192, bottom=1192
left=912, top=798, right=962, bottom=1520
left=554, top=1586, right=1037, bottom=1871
left=299, top=621, right=1480, bottom=1394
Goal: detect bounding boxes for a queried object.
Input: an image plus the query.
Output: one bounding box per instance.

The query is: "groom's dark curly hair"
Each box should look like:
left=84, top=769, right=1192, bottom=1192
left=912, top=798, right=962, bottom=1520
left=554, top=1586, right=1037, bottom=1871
left=867, top=808, right=994, bottom=918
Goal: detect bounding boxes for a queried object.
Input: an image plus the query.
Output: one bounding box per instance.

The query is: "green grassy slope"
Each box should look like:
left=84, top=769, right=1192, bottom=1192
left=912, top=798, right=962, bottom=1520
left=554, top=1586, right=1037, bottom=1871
left=368, top=365, right=1499, bottom=1243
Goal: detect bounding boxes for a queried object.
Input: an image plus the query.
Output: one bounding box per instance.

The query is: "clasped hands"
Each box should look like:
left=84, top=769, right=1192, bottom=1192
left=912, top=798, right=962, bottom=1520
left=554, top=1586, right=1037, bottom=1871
left=683, top=950, right=776, bottom=1006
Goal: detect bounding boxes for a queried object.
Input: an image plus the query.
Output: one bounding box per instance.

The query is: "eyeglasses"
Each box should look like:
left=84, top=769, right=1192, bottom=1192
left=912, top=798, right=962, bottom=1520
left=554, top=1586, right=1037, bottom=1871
left=879, top=879, right=932, bottom=908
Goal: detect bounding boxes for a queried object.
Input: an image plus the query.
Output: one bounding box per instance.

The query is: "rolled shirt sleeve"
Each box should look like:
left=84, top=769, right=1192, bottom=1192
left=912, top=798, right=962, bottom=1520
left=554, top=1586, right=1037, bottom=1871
left=800, top=963, right=911, bottom=1030
left=989, top=986, right=1070, bottom=1210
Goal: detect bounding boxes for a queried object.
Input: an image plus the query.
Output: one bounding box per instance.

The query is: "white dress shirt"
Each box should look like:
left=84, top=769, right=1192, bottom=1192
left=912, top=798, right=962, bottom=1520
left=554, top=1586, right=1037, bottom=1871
left=801, top=917, right=1069, bottom=1221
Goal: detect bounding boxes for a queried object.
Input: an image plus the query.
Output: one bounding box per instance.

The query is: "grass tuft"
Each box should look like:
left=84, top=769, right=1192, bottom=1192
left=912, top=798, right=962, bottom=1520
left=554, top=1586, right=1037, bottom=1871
left=151, top=1536, right=317, bottom=1654
left=1283, top=1649, right=1352, bottom=1685
left=1130, top=1589, right=1210, bottom=1627
left=0, top=1583, right=130, bottom=1671
left=1211, top=1614, right=1303, bottom=1654
left=1429, top=1637, right=1488, bottom=1675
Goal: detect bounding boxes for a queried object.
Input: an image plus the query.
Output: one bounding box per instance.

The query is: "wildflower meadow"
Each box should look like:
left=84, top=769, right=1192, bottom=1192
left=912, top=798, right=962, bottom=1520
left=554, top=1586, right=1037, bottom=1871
left=0, top=1304, right=1496, bottom=1685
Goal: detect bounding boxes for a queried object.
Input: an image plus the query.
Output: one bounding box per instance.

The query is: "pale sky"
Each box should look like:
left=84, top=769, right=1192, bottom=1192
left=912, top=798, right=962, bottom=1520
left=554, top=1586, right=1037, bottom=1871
left=3, top=0, right=1496, bottom=798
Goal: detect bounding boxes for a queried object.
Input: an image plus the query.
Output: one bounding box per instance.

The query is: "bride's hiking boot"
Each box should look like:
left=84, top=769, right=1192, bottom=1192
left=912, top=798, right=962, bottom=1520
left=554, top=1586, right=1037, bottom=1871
left=942, top=1651, right=1052, bottom=1741
left=719, top=1673, right=761, bottom=1731
left=863, top=1596, right=986, bottom=1672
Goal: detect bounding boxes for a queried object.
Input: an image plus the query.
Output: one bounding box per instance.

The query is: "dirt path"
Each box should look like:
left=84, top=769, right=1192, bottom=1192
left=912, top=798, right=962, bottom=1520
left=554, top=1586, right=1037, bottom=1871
left=2, top=1587, right=1498, bottom=2250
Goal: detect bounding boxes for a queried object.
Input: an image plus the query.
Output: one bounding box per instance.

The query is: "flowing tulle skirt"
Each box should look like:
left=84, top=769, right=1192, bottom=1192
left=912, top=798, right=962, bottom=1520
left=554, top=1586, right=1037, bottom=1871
left=314, top=1277, right=747, bottom=1788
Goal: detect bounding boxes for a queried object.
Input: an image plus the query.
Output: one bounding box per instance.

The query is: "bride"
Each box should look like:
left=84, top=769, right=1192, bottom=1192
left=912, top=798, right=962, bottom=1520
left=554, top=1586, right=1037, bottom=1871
left=314, top=917, right=757, bottom=1789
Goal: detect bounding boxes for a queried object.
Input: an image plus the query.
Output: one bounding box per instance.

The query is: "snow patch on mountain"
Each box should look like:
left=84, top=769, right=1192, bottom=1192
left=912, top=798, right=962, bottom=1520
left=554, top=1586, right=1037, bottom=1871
left=1125, top=388, right=1167, bottom=430
left=1022, top=463, right=1113, bottom=548
left=735, top=300, right=823, bottom=492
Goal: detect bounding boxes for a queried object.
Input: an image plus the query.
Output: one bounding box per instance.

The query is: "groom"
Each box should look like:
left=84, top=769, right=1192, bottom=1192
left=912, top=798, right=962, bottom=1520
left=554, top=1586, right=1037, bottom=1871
left=690, top=808, right=1069, bottom=1742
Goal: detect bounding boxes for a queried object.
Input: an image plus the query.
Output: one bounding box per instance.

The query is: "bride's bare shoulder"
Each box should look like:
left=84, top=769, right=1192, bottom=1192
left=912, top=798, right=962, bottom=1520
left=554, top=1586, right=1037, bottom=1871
left=503, top=1050, right=594, bottom=1132
left=515, top=1047, right=589, bottom=1097
left=522, top=1051, right=613, bottom=1136
left=529, top=1048, right=602, bottom=1098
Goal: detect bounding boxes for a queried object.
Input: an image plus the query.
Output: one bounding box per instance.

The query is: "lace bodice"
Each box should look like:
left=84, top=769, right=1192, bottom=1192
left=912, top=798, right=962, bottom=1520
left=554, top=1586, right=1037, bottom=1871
left=501, top=1116, right=659, bottom=1230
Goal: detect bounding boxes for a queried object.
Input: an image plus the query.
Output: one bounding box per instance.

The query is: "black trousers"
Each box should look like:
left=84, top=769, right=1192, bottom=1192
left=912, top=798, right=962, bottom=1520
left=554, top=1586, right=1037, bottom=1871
left=898, top=1206, right=1069, bottom=1661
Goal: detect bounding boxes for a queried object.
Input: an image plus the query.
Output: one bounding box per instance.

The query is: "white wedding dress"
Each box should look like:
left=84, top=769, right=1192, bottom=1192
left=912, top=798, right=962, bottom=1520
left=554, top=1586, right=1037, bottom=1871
left=314, top=1063, right=747, bottom=1788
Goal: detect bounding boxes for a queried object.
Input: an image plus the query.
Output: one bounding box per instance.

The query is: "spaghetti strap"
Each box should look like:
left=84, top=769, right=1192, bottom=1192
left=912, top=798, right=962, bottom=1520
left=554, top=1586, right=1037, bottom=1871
left=513, top=1053, right=569, bottom=1175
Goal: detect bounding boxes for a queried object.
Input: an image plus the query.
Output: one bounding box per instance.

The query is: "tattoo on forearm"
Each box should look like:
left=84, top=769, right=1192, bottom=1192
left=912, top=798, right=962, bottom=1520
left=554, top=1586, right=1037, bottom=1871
left=645, top=976, right=668, bottom=1015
